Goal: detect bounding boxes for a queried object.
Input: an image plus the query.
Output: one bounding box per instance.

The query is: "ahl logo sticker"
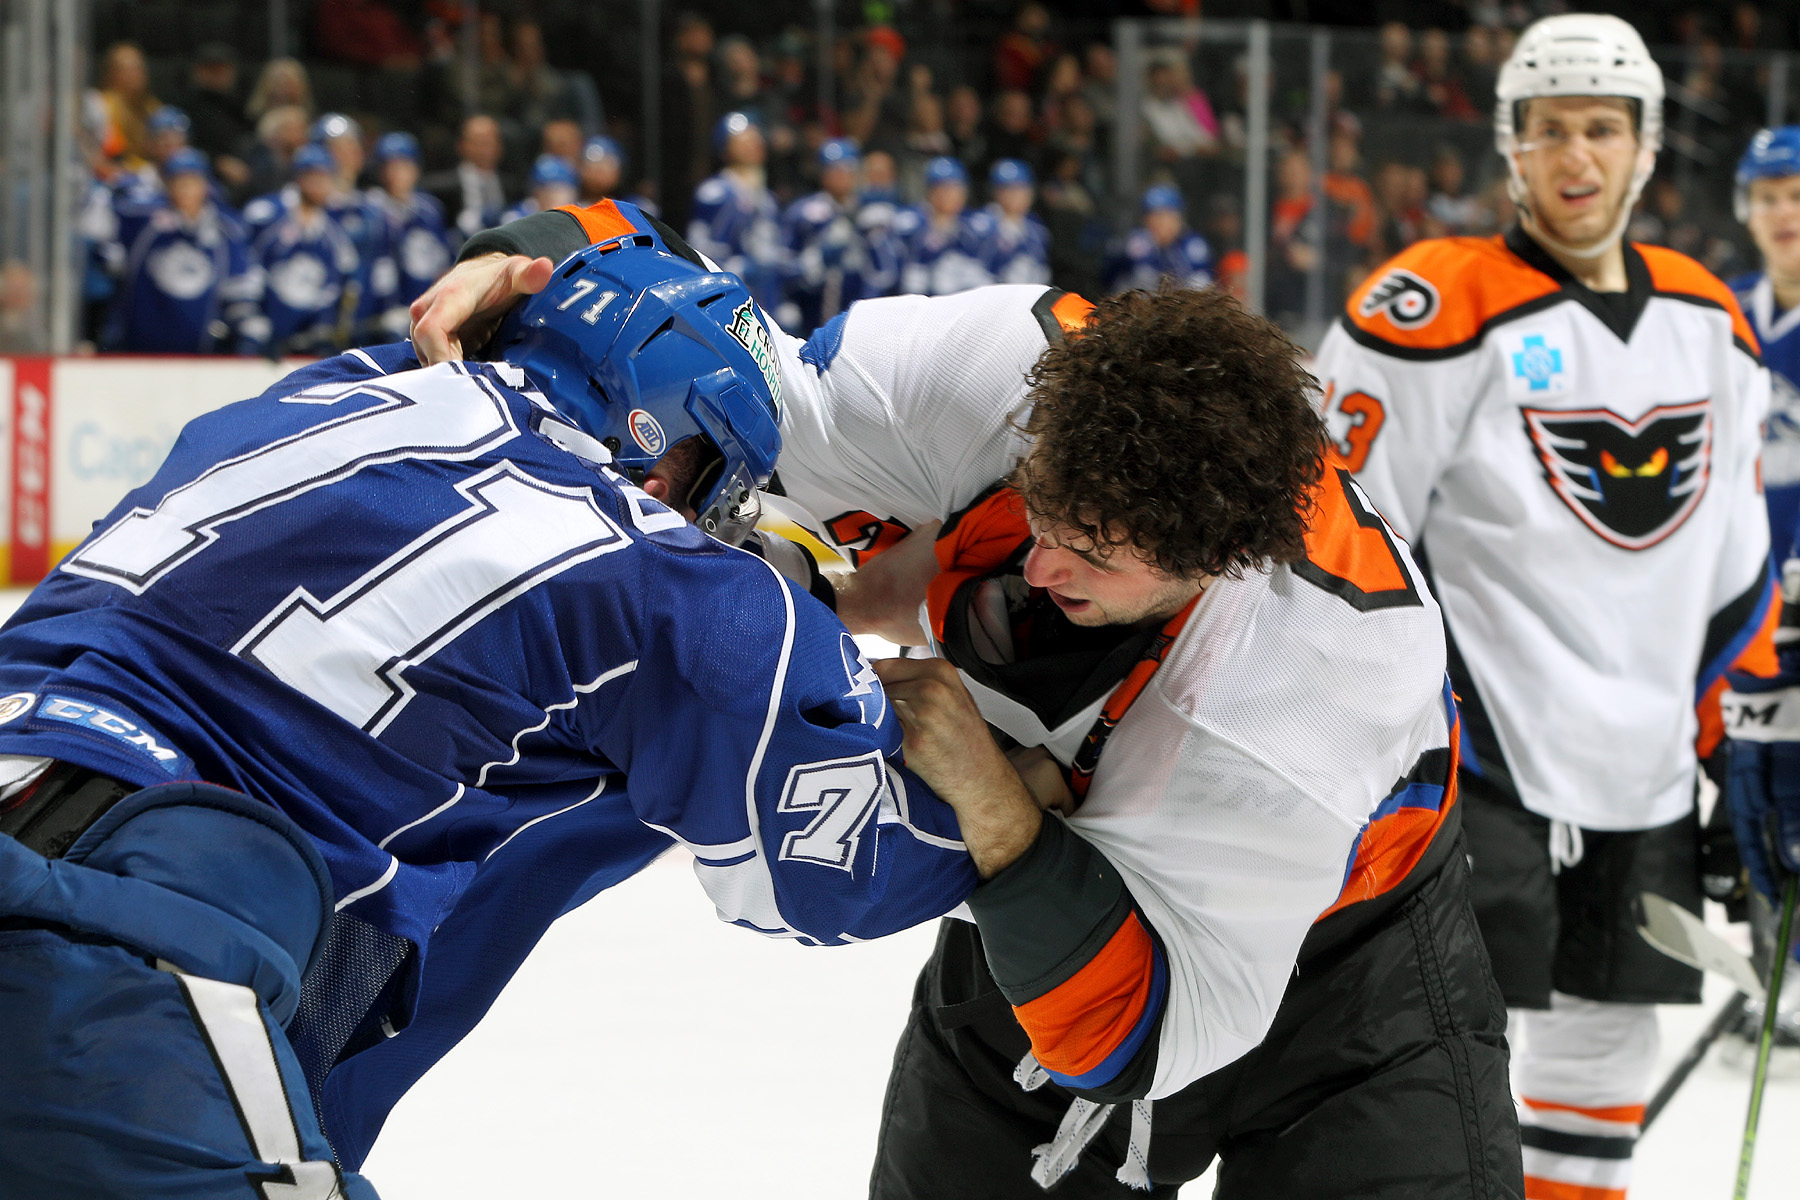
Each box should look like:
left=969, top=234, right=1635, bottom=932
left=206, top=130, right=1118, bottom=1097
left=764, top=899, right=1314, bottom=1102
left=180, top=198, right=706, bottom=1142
left=0, top=691, right=34, bottom=725
left=1521, top=400, right=1712, bottom=550
left=627, top=408, right=666, bottom=456
left=726, top=300, right=785, bottom=416
left=1358, top=269, right=1440, bottom=328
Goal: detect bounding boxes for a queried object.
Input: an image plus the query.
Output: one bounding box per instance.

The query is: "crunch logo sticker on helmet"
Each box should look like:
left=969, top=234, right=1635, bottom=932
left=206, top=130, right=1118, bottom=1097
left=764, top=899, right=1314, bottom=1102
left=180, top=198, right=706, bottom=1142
left=727, top=300, right=784, bottom=416
left=628, top=408, right=667, bottom=456
left=1359, top=269, right=1440, bottom=328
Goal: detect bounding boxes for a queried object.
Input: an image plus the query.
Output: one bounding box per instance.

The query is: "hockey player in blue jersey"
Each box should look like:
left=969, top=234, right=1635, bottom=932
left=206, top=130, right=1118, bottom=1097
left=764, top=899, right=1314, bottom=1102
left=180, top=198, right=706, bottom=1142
left=780, top=138, right=872, bottom=335
left=1733, top=126, right=1800, bottom=558
left=103, top=149, right=259, bottom=354
left=1104, top=184, right=1214, bottom=295
left=0, top=202, right=978, bottom=1197
left=502, top=153, right=580, bottom=224
left=366, top=132, right=454, bottom=339
left=891, top=156, right=995, bottom=297
left=978, top=158, right=1052, bottom=286
left=689, top=112, right=790, bottom=323
left=246, top=144, right=362, bottom=356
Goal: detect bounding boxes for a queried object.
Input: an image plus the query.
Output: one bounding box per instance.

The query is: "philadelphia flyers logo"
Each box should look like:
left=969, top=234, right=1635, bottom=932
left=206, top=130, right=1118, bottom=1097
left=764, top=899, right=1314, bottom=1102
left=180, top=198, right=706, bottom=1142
left=1521, top=401, right=1712, bottom=550
left=1358, top=269, right=1440, bottom=328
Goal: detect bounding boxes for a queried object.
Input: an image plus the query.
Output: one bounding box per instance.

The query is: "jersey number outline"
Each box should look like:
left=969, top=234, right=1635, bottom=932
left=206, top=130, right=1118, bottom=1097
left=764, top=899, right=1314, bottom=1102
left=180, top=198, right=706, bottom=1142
left=825, top=510, right=911, bottom=567
left=66, top=367, right=632, bottom=734
left=775, top=751, right=885, bottom=871
left=1324, top=384, right=1387, bottom=473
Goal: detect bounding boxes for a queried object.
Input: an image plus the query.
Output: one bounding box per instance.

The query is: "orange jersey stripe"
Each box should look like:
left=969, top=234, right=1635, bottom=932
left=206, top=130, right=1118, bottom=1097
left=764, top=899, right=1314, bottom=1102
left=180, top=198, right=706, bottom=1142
left=1524, top=1179, right=1627, bottom=1200
left=1048, top=291, right=1096, bottom=337
left=1345, top=235, right=1559, bottom=352
left=1302, top=456, right=1413, bottom=597
left=1697, top=576, right=1780, bottom=759
left=926, top=488, right=1032, bottom=642
left=1013, top=911, right=1157, bottom=1078
left=553, top=200, right=639, bottom=248
left=1638, top=243, right=1759, bottom=354
left=1521, top=1098, right=1647, bottom=1126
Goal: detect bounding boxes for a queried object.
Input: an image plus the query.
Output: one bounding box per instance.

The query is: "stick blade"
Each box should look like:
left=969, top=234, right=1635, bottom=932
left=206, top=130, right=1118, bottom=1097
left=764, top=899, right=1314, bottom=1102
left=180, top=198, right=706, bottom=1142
left=1638, top=891, right=1766, bottom=1001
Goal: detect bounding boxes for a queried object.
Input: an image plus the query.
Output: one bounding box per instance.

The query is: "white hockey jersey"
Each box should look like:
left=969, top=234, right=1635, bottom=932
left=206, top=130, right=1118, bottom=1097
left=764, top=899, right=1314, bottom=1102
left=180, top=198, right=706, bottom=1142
left=769, top=284, right=1457, bottom=1098
left=1311, top=229, right=1779, bottom=832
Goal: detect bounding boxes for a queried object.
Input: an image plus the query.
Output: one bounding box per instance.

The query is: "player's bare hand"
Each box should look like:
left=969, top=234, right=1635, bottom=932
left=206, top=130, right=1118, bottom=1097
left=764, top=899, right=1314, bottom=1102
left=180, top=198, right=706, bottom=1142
left=1007, top=745, right=1074, bottom=816
left=834, top=520, right=942, bottom=646
left=409, top=252, right=555, bottom=365
left=875, top=656, right=1041, bottom=877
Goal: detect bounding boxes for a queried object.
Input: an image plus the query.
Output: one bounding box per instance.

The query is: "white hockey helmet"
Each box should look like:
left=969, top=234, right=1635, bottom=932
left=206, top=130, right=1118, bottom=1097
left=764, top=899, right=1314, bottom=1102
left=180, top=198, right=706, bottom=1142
left=1495, top=14, right=1665, bottom=256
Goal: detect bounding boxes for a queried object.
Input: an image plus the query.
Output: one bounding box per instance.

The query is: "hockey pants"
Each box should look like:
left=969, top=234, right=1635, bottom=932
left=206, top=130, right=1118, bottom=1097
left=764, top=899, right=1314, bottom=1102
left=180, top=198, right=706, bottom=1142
left=0, top=780, right=380, bottom=1199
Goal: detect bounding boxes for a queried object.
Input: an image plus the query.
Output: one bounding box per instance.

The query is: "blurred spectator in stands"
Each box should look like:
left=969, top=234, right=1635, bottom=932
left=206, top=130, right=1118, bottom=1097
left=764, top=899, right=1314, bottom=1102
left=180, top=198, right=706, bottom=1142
left=1038, top=54, right=1084, bottom=139
left=541, top=119, right=584, bottom=168
left=244, top=105, right=311, bottom=202
left=892, top=156, right=993, bottom=296
left=1680, top=38, right=1732, bottom=116
left=310, top=113, right=387, bottom=337
left=312, top=0, right=422, bottom=70
left=689, top=112, right=788, bottom=321
left=781, top=138, right=871, bottom=334
left=186, top=44, right=253, bottom=195
left=99, top=43, right=160, bottom=170
left=1323, top=123, right=1378, bottom=287
left=1417, top=29, right=1477, bottom=122
left=313, top=113, right=367, bottom=194
left=1104, top=183, right=1212, bottom=295
left=1038, top=151, right=1103, bottom=297
left=510, top=19, right=575, bottom=133
left=1425, top=143, right=1489, bottom=235
left=718, top=35, right=798, bottom=197
left=899, top=90, right=955, bottom=200
left=1266, top=148, right=1322, bottom=319
left=448, top=13, right=521, bottom=123
left=1461, top=25, right=1501, bottom=115
left=856, top=148, right=904, bottom=296
left=659, top=11, right=718, bottom=233
left=1141, top=54, right=1220, bottom=163
left=842, top=27, right=909, bottom=161
left=947, top=86, right=988, bottom=180
left=246, top=59, right=314, bottom=125
left=503, top=155, right=579, bottom=223
left=1373, top=160, right=1428, bottom=255
left=577, top=136, right=624, bottom=204
left=426, top=114, right=510, bottom=241
left=104, top=150, right=256, bottom=355
left=0, top=262, right=42, bottom=355
left=995, top=2, right=1054, bottom=93
left=245, top=145, right=360, bottom=356
left=1081, top=42, right=1117, bottom=143
left=979, top=159, right=1051, bottom=286
left=367, top=131, right=452, bottom=338
left=1047, top=92, right=1105, bottom=203
left=987, top=89, right=1040, bottom=178
left=1374, top=22, right=1429, bottom=114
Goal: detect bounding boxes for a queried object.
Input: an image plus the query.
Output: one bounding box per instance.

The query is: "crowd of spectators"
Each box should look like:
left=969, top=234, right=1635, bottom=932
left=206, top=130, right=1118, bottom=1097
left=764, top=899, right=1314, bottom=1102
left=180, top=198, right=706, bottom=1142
left=34, top=1, right=1800, bottom=357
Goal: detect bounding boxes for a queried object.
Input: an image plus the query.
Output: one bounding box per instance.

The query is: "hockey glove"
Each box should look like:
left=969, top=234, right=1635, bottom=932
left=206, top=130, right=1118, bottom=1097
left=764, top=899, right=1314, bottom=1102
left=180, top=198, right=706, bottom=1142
left=1720, top=675, right=1800, bottom=903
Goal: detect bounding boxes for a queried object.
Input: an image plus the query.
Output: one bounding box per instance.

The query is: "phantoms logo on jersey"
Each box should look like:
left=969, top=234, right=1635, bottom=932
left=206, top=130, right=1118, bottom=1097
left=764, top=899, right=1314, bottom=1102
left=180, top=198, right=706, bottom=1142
left=1521, top=401, right=1712, bottom=550
left=1358, top=269, right=1439, bottom=328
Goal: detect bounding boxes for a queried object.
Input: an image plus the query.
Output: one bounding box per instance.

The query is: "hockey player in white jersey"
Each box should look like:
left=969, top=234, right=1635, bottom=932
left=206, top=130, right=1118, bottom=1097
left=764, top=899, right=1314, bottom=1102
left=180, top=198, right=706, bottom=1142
left=1309, top=16, right=1778, bottom=1200
left=412, top=207, right=1523, bottom=1195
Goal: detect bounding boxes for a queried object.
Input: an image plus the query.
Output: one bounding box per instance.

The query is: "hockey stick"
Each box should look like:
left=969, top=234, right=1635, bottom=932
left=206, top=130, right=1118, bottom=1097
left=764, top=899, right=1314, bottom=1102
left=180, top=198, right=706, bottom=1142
left=1641, top=989, right=1750, bottom=1132
left=1637, top=892, right=1764, bottom=1000
left=1735, top=873, right=1799, bottom=1200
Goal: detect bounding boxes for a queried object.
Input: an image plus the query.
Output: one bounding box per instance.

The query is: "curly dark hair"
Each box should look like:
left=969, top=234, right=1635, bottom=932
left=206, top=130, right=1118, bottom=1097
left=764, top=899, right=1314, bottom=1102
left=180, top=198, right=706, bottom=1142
left=1013, top=285, right=1328, bottom=580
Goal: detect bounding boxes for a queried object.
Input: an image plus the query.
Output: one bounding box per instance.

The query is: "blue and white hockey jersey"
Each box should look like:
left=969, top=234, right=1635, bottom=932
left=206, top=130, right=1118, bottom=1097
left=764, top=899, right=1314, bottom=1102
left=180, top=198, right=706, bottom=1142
left=891, top=206, right=995, bottom=297
left=1104, top=227, right=1214, bottom=295
left=0, top=343, right=975, bottom=1165
left=687, top=171, right=788, bottom=316
left=1732, top=269, right=1800, bottom=556
left=245, top=206, right=361, bottom=354
left=105, top=200, right=257, bottom=354
left=780, top=190, right=872, bottom=335
left=979, top=208, right=1052, bottom=287
left=368, top=189, right=455, bottom=330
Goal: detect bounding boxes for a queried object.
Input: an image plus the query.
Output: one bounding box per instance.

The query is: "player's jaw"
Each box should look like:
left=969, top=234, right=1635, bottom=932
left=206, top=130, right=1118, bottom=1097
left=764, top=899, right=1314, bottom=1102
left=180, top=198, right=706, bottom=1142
left=1022, top=522, right=1205, bottom=628
left=1517, top=97, right=1639, bottom=252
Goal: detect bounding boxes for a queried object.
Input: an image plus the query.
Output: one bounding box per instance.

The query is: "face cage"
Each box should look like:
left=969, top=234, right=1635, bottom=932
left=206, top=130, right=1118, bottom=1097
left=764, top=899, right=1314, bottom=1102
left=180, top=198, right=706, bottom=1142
left=695, top=459, right=765, bottom=546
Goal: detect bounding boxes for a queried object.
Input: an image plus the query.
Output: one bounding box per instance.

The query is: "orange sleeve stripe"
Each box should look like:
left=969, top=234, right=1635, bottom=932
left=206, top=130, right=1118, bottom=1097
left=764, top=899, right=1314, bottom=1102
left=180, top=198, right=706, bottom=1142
left=926, top=488, right=1032, bottom=642
left=1523, top=1179, right=1627, bottom=1200
left=1520, top=1097, right=1646, bottom=1125
left=1697, top=577, right=1781, bottom=759
left=1301, top=459, right=1411, bottom=595
left=1049, top=291, right=1096, bottom=337
left=1318, top=797, right=1455, bottom=920
left=1345, top=235, right=1559, bottom=351
left=552, top=200, right=640, bottom=248
left=1638, top=243, right=1759, bottom=353
left=1013, top=911, right=1157, bottom=1078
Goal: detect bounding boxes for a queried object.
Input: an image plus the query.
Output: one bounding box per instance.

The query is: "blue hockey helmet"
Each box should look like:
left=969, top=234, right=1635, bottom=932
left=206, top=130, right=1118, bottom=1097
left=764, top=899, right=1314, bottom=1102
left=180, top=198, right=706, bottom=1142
left=292, top=143, right=335, bottom=176
left=1141, top=183, right=1184, bottom=214
left=161, top=148, right=210, bottom=179
left=529, top=154, right=580, bottom=190
left=495, top=208, right=784, bottom=545
left=818, top=138, right=861, bottom=168
left=373, top=131, right=420, bottom=164
left=713, top=111, right=760, bottom=157
left=583, top=135, right=623, bottom=165
left=988, top=158, right=1034, bottom=188
left=148, top=105, right=190, bottom=136
left=310, top=112, right=361, bottom=144
left=1737, top=127, right=1800, bottom=221
left=924, top=156, right=967, bottom=188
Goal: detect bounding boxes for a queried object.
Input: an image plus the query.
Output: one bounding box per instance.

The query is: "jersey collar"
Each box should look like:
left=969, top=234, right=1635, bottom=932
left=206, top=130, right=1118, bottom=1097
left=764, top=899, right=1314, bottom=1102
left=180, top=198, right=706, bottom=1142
left=1504, top=224, right=1652, bottom=343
